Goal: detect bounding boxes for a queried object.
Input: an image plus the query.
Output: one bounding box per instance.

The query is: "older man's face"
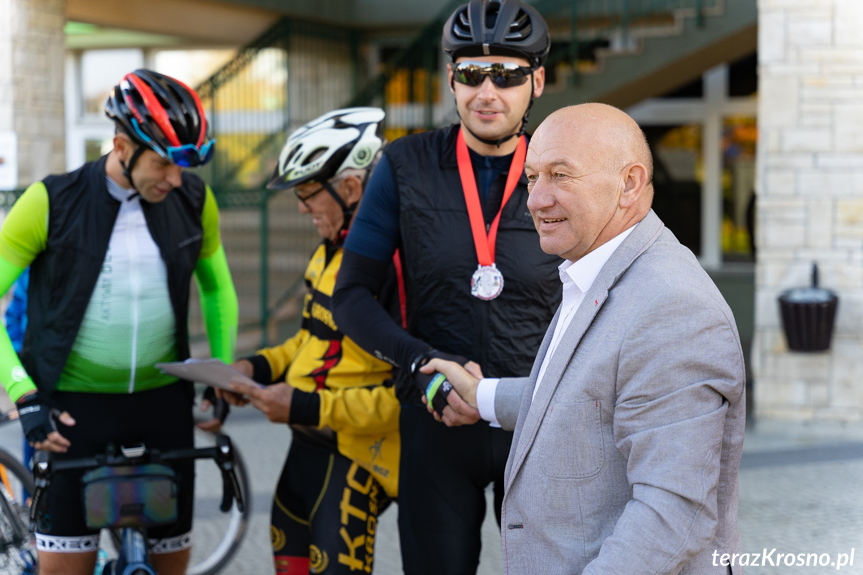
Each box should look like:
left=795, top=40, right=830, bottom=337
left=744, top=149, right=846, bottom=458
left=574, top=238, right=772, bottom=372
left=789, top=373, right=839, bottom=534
left=524, top=120, right=622, bottom=262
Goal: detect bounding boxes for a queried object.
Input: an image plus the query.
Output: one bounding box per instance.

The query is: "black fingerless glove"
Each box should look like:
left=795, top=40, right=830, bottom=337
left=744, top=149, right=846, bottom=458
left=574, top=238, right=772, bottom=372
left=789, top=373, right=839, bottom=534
left=16, top=393, right=62, bottom=444
left=410, top=350, right=468, bottom=415
left=203, top=386, right=230, bottom=425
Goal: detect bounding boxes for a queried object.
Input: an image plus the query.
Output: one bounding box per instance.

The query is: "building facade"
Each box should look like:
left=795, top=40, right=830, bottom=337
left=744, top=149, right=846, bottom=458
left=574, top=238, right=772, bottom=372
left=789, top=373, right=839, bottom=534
left=755, top=0, right=863, bottom=421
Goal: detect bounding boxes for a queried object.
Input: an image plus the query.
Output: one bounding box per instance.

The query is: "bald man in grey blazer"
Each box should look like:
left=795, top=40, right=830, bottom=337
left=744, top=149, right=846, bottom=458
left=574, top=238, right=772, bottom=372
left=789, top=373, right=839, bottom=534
left=423, top=104, right=745, bottom=574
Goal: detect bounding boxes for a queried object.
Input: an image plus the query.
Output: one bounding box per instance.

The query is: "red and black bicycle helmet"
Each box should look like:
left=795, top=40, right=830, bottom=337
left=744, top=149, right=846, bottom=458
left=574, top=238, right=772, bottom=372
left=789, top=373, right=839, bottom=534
left=105, top=69, right=214, bottom=186
left=442, top=0, right=550, bottom=69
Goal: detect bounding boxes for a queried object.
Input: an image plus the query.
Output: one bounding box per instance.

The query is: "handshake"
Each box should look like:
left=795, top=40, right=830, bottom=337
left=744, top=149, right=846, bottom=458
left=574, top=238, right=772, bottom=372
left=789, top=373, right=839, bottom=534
left=410, top=350, right=484, bottom=426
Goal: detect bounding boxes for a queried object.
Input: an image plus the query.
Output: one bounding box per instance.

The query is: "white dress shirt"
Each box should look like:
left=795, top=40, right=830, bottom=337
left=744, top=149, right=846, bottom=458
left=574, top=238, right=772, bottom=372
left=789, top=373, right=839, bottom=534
left=475, top=225, right=636, bottom=426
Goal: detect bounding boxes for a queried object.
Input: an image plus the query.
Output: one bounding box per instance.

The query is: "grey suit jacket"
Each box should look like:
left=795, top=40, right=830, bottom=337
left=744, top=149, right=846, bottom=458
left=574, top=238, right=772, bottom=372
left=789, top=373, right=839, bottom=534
left=496, top=210, right=745, bottom=575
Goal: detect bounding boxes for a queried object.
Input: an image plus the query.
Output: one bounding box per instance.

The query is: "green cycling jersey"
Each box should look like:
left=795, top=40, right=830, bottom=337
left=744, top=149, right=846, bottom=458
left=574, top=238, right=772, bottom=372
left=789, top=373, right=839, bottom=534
left=0, top=180, right=238, bottom=402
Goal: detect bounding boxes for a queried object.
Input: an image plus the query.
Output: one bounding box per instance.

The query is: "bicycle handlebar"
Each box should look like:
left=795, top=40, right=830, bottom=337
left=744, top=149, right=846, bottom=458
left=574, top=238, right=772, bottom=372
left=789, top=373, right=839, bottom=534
left=30, top=432, right=246, bottom=529
left=37, top=443, right=228, bottom=473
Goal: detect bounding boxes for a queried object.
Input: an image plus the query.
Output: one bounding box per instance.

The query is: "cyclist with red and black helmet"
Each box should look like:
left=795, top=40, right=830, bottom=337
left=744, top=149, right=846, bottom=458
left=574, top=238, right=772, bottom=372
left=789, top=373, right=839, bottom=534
left=331, top=1, right=562, bottom=573
left=105, top=69, right=216, bottom=183
left=0, top=69, right=238, bottom=575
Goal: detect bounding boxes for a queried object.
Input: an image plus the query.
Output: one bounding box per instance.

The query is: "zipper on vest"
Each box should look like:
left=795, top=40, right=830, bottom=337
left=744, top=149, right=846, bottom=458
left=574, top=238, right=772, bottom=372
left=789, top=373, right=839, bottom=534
left=478, top=295, right=489, bottom=368
left=126, top=209, right=141, bottom=394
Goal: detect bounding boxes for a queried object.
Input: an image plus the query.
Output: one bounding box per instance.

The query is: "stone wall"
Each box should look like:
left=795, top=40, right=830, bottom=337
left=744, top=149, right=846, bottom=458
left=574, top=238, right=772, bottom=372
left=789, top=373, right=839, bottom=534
left=0, top=0, right=66, bottom=188
left=755, top=0, right=863, bottom=421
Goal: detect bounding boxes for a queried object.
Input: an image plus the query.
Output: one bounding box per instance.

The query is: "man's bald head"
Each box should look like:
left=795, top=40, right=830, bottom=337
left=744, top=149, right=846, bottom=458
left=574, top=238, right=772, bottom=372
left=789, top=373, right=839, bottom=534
left=524, top=103, right=654, bottom=262
left=539, top=103, right=653, bottom=190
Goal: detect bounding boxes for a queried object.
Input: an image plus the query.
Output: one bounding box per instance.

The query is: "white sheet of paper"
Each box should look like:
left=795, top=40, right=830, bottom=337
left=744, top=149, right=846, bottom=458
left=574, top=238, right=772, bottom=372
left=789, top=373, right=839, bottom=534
left=155, top=358, right=262, bottom=391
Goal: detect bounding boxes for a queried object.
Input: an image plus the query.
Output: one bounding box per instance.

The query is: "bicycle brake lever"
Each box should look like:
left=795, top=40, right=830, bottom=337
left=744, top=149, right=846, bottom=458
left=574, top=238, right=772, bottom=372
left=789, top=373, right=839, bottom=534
left=214, top=434, right=245, bottom=513
left=219, top=466, right=245, bottom=513
left=30, top=451, right=51, bottom=530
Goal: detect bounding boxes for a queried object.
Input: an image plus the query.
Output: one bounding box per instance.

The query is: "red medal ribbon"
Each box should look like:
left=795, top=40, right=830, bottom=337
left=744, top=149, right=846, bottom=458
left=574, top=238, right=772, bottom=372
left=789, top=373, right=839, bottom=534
left=456, top=128, right=527, bottom=267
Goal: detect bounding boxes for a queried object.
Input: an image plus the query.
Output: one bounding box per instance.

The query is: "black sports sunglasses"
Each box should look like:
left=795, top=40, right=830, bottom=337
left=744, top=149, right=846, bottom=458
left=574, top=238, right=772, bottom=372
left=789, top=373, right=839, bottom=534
left=452, top=61, right=533, bottom=89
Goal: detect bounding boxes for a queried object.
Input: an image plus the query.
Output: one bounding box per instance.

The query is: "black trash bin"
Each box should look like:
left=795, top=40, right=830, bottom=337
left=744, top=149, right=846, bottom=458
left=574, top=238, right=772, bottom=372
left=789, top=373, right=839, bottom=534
left=778, top=264, right=838, bottom=352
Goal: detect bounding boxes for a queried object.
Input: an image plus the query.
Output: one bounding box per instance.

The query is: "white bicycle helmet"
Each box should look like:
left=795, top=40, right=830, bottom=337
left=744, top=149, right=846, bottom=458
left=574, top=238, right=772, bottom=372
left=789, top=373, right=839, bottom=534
left=267, top=107, right=386, bottom=190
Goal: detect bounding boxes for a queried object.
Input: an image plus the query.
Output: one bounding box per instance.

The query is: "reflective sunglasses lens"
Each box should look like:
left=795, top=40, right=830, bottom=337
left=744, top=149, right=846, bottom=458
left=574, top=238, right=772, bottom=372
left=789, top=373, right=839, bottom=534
left=168, top=148, right=197, bottom=167
left=454, top=63, right=530, bottom=89
left=455, top=65, right=484, bottom=87
left=495, top=67, right=529, bottom=88
left=167, top=140, right=215, bottom=168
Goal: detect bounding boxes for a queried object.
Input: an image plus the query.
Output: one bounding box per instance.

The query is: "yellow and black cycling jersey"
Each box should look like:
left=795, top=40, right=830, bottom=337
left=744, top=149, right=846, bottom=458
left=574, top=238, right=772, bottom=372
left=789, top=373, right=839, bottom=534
left=246, top=241, right=400, bottom=498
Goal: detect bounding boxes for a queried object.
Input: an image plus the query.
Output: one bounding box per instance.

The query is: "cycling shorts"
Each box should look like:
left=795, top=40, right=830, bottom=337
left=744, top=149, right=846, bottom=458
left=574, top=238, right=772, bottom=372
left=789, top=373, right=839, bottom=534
left=33, top=383, right=195, bottom=554
left=271, top=437, right=392, bottom=575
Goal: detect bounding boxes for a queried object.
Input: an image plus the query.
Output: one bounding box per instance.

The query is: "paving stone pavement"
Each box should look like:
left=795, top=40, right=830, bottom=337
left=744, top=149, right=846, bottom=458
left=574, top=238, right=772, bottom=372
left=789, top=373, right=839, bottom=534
left=204, top=413, right=863, bottom=575
left=736, top=420, right=863, bottom=575
left=2, top=409, right=862, bottom=574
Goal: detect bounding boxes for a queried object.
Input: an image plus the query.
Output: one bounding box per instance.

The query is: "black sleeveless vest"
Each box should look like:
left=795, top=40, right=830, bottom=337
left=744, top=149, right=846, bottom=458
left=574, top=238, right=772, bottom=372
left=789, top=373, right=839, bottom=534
left=21, top=154, right=207, bottom=394
left=385, top=124, right=562, bottom=384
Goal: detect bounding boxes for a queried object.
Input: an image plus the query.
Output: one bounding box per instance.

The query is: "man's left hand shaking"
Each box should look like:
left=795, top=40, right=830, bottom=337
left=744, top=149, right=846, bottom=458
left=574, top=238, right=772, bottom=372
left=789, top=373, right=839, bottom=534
left=420, top=359, right=482, bottom=427
left=229, top=380, right=295, bottom=423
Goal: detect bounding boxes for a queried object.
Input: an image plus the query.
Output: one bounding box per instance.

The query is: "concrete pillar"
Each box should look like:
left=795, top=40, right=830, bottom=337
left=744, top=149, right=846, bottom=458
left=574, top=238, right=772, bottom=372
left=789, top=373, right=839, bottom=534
left=701, top=65, right=727, bottom=271
left=0, top=0, right=66, bottom=189
left=754, top=0, right=863, bottom=421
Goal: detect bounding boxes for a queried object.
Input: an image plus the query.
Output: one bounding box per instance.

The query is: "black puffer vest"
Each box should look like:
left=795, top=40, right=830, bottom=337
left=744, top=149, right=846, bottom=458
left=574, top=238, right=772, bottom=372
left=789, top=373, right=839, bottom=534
left=386, top=124, right=562, bottom=399
left=21, top=154, right=207, bottom=395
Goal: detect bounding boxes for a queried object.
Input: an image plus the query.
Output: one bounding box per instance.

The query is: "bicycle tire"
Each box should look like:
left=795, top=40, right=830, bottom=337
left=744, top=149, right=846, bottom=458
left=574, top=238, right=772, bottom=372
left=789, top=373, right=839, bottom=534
left=187, top=433, right=251, bottom=575
left=0, top=448, right=37, bottom=575
left=108, top=430, right=251, bottom=575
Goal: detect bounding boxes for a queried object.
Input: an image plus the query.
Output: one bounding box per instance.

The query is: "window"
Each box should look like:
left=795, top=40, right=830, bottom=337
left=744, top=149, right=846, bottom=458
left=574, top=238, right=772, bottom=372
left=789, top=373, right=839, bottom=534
left=80, top=49, right=145, bottom=116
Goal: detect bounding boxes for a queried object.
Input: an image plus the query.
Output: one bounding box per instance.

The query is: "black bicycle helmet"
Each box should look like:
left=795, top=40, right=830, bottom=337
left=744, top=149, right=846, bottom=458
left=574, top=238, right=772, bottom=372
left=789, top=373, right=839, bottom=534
left=106, top=69, right=214, bottom=187
left=442, top=0, right=550, bottom=69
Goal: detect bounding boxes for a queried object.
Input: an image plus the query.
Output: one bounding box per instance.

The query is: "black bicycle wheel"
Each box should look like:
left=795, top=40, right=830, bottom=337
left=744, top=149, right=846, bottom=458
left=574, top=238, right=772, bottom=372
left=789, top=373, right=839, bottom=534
left=187, top=430, right=251, bottom=575
left=0, top=448, right=37, bottom=575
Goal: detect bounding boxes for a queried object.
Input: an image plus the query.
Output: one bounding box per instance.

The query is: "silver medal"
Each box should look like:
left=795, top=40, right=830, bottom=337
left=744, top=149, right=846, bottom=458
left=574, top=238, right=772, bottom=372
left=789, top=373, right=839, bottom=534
left=471, top=264, right=504, bottom=300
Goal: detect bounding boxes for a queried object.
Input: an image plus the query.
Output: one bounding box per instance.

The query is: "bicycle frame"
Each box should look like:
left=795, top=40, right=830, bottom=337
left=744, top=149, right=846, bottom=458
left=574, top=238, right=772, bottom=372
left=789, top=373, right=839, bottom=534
left=111, top=528, right=157, bottom=575
left=0, top=466, right=37, bottom=574
left=0, top=410, right=37, bottom=573
left=0, top=482, right=29, bottom=549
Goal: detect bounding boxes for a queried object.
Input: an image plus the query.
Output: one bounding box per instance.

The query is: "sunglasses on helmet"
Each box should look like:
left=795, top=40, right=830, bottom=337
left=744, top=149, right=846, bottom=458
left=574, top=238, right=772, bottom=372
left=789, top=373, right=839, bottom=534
left=452, top=61, right=534, bottom=89
left=164, top=140, right=216, bottom=168
left=130, top=118, right=216, bottom=167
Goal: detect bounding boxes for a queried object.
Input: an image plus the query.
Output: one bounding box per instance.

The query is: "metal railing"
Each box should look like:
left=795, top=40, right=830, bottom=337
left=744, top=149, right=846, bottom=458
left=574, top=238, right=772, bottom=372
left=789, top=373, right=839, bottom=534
left=189, top=18, right=361, bottom=349
left=0, top=191, right=21, bottom=211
